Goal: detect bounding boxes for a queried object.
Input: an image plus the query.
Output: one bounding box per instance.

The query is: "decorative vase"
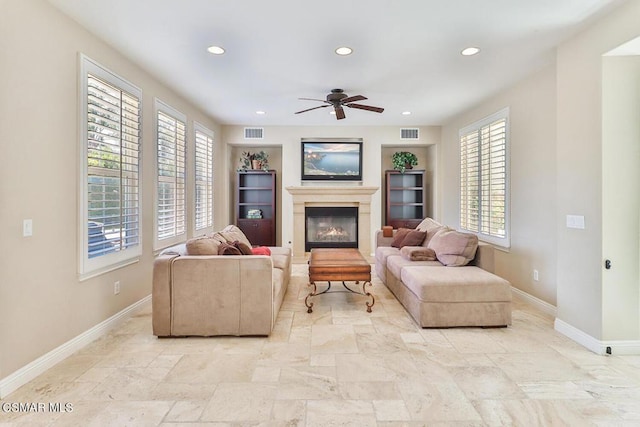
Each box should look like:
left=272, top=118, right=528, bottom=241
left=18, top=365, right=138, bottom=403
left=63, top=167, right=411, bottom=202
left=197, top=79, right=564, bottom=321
left=251, top=159, right=261, bottom=170
left=404, top=162, right=413, bottom=170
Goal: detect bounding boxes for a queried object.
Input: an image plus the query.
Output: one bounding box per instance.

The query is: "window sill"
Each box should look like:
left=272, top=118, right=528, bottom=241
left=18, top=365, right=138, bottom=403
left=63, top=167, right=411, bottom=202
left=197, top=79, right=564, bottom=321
left=79, top=257, right=140, bottom=282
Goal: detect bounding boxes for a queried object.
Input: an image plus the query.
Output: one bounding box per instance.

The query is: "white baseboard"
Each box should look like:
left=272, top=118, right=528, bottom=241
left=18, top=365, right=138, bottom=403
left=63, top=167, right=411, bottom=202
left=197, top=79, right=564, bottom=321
left=554, top=318, right=640, bottom=355
left=0, top=295, right=151, bottom=398
left=511, top=286, right=557, bottom=317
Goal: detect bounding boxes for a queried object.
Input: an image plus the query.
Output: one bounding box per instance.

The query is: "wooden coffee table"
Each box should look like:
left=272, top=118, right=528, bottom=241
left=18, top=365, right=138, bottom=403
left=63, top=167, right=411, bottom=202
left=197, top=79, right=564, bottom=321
left=305, top=248, right=374, bottom=313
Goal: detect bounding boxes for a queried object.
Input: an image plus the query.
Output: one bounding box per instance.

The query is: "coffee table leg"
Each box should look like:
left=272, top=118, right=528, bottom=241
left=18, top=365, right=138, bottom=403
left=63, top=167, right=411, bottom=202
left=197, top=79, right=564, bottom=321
left=363, top=281, right=375, bottom=313
left=305, top=281, right=317, bottom=313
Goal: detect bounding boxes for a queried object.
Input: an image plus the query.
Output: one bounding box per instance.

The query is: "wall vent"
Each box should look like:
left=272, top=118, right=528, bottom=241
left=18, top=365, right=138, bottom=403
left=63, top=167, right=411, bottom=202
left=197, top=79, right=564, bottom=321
left=400, top=128, right=419, bottom=140
left=244, top=127, right=264, bottom=139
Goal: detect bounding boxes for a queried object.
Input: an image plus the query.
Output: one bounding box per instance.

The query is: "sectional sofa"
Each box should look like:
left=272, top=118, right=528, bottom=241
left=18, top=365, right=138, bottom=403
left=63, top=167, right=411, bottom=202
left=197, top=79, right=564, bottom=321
left=375, top=218, right=512, bottom=328
left=152, top=225, right=291, bottom=337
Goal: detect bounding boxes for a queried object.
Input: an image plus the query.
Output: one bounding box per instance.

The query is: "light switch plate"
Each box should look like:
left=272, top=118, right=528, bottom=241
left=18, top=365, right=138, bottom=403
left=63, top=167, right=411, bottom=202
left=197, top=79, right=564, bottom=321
left=23, top=219, right=33, bottom=237
left=566, top=214, right=585, bottom=229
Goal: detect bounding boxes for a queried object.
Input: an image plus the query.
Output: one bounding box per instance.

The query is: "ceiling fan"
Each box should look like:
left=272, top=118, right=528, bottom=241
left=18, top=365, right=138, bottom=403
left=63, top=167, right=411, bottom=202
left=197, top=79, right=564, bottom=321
left=295, top=88, right=384, bottom=120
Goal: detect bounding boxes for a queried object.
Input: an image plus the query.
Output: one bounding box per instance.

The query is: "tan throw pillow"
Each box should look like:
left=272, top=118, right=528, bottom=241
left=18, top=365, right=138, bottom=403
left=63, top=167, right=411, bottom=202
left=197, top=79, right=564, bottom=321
left=400, top=246, right=437, bottom=261
left=427, top=228, right=478, bottom=266
left=185, top=236, right=220, bottom=255
left=391, top=228, right=411, bottom=248
left=233, top=240, right=253, bottom=255
left=400, top=230, right=427, bottom=247
left=218, top=241, right=242, bottom=255
left=218, top=225, right=252, bottom=247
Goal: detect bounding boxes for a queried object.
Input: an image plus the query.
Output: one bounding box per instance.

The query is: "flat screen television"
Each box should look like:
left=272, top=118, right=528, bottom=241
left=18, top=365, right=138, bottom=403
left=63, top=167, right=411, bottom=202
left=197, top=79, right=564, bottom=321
left=301, top=140, right=363, bottom=181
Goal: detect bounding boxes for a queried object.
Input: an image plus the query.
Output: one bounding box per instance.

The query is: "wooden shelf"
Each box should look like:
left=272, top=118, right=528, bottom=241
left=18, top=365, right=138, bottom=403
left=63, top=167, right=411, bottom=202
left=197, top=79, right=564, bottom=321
left=236, top=170, right=276, bottom=246
left=385, top=169, right=426, bottom=229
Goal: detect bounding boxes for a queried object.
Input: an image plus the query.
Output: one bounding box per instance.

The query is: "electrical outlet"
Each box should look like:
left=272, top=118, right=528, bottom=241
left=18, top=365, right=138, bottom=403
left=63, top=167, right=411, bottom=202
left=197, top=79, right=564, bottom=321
left=23, top=219, right=33, bottom=237
left=533, top=270, right=539, bottom=281
left=114, top=281, right=120, bottom=295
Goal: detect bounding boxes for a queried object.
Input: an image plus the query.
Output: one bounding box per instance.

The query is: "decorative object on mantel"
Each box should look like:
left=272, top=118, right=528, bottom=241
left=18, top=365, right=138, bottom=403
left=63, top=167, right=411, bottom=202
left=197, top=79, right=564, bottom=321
left=238, top=151, right=269, bottom=171
left=392, top=151, right=418, bottom=173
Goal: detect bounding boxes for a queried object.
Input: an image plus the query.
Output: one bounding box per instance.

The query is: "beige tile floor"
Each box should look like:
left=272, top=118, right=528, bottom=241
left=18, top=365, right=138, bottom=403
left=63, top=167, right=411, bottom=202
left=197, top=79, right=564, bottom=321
left=2, top=263, right=640, bottom=426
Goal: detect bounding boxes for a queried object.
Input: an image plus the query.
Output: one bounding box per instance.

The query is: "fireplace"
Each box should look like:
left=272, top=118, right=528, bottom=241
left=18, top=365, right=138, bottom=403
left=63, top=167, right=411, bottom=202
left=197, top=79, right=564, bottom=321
left=305, top=207, right=358, bottom=251
left=286, top=186, right=378, bottom=261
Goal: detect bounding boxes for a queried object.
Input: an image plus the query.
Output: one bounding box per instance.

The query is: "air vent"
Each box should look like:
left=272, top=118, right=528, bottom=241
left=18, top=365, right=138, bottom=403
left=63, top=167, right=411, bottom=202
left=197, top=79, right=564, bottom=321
left=400, top=128, right=419, bottom=140
left=244, top=127, right=264, bottom=139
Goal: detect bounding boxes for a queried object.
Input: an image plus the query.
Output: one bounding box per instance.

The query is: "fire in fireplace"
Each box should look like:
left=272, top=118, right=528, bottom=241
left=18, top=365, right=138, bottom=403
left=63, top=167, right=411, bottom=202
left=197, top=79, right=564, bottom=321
left=305, top=207, right=358, bottom=252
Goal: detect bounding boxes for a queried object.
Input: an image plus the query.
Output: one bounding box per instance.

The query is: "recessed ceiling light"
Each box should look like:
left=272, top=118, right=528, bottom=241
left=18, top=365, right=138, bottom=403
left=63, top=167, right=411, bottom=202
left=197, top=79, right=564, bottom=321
left=402, top=111, right=412, bottom=115
left=256, top=110, right=266, bottom=115
left=207, top=45, right=225, bottom=55
left=335, top=46, right=353, bottom=56
left=461, top=47, right=480, bottom=56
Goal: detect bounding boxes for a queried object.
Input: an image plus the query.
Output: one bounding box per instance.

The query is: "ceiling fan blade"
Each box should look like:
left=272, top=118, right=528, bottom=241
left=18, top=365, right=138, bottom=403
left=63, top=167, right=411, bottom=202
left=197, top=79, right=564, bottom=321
left=335, top=106, right=346, bottom=120
left=345, top=103, right=384, bottom=113
left=341, top=95, right=367, bottom=104
left=295, top=105, right=330, bottom=114
left=298, top=98, right=328, bottom=102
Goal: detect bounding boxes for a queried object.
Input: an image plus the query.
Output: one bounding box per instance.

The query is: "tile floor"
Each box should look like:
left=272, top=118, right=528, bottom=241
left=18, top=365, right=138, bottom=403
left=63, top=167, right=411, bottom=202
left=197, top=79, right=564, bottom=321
left=1, top=264, right=640, bottom=426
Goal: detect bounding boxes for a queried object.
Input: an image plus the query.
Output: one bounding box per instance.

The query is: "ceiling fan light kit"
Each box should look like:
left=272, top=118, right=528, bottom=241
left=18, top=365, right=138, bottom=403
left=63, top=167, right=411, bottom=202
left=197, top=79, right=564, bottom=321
left=295, top=88, right=384, bottom=120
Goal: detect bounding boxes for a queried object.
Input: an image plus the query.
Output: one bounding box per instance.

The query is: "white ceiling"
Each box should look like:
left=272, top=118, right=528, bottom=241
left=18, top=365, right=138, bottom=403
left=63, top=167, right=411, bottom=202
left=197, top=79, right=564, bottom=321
left=48, top=0, right=623, bottom=126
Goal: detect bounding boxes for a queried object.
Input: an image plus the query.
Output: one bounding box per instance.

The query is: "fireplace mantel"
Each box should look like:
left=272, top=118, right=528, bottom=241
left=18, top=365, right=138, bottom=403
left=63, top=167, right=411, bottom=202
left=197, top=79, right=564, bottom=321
left=286, top=186, right=379, bottom=261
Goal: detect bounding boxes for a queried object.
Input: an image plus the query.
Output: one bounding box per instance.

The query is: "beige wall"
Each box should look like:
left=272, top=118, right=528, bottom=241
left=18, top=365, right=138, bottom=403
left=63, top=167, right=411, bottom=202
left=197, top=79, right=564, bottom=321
left=221, top=126, right=441, bottom=255
left=0, top=0, right=221, bottom=380
left=556, top=0, right=640, bottom=340
left=440, top=65, right=558, bottom=306
left=602, top=55, right=640, bottom=340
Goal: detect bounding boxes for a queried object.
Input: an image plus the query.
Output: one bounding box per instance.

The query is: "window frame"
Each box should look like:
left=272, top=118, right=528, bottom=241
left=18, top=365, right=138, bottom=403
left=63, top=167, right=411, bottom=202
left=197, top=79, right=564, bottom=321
left=459, top=107, right=510, bottom=249
left=193, top=122, right=215, bottom=236
left=79, top=54, right=143, bottom=279
left=154, top=99, right=187, bottom=250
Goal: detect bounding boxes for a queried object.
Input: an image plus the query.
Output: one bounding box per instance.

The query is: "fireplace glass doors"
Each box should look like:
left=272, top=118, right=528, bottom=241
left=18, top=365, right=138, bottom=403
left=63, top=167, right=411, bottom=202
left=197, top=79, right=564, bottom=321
left=305, top=207, right=358, bottom=252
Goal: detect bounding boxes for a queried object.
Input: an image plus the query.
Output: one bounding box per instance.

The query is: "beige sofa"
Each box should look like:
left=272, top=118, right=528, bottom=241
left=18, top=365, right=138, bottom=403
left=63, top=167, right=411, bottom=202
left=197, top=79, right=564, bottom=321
left=152, top=225, right=291, bottom=337
left=375, top=218, right=512, bottom=328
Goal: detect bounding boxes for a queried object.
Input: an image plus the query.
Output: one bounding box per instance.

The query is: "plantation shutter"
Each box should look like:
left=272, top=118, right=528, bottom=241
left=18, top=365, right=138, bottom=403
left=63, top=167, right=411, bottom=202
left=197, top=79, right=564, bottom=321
left=86, top=73, right=141, bottom=258
left=460, top=110, right=508, bottom=246
left=157, top=109, right=186, bottom=241
left=194, top=126, right=214, bottom=231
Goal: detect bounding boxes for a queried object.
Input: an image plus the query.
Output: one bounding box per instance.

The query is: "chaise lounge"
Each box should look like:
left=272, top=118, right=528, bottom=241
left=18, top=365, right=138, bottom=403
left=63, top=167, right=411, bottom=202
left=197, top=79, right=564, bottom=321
left=375, top=218, right=512, bottom=328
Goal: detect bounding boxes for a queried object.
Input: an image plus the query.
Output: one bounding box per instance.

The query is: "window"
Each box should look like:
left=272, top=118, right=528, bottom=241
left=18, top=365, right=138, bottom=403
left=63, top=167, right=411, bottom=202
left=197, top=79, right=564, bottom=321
left=194, top=123, right=214, bottom=234
left=79, top=55, right=142, bottom=278
left=155, top=100, right=187, bottom=248
left=459, top=107, right=510, bottom=248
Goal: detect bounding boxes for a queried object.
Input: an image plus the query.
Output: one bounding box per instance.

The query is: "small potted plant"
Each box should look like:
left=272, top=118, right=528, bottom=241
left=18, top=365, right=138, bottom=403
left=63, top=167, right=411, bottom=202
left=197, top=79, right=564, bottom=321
left=238, top=151, right=270, bottom=171
left=253, top=151, right=269, bottom=171
left=392, top=151, right=418, bottom=173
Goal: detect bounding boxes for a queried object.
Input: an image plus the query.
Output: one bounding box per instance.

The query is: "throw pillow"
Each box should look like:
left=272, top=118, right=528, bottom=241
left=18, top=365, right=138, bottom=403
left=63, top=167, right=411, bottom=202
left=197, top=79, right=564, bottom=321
left=251, top=246, right=272, bottom=256
left=185, top=236, right=220, bottom=255
left=399, top=230, right=427, bottom=247
left=233, top=240, right=253, bottom=255
left=219, top=224, right=252, bottom=247
left=391, top=228, right=411, bottom=248
left=400, top=246, right=437, bottom=261
left=218, top=241, right=242, bottom=256
left=427, top=228, right=478, bottom=266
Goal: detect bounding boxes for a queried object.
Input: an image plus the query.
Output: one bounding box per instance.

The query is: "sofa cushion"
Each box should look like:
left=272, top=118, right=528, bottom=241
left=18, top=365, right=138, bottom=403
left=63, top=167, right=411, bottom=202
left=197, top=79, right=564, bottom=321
left=185, top=236, right=221, bottom=255
left=427, top=228, right=478, bottom=266
left=219, top=241, right=242, bottom=255
left=271, top=253, right=289, bottom=270
left=400, top=246, right=436, bottom=261
left=387, top=255, right=443, bottom=280
left=212, top=224, right=253, bottom=248
left=159, top=243, right=188, bottom=256
left=400, top=266, right=512, bottom=303
left=399, top=230, right=427, bottom=247
left=375, top=246, right=400, bottom=265
left=391, top=228, right=411, bottom=248
left=415, top=218, right=446, bottom=247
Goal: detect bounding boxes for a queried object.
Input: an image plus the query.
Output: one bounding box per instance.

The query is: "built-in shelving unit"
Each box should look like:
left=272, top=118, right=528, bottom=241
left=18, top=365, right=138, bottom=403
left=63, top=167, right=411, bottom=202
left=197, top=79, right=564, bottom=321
left=236, top=170, right=276, bottom=246
left=385, top=169, right=426, bottom=229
